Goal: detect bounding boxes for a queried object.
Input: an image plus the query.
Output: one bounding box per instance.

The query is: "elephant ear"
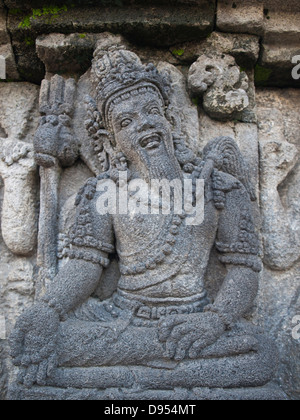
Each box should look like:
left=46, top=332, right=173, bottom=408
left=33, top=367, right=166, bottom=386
left=203, top=136, right=256, bottom=202
left=84, top=95, right=115, bottom=173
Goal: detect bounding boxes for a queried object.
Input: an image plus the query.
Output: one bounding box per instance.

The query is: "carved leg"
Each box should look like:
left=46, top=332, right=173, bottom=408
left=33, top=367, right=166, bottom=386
left=55, top=316, right=277, bottom=390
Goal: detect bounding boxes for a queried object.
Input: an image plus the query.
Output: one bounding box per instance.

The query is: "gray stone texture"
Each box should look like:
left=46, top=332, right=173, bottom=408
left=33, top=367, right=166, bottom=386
left=216, top=0, right=300, bottom=87
left=255, top=88, right=300, bottom=400
left=4, top=39, right=281, bottom=401
left=6, top=1, right=216, bottom=83
left=188, top=53, right=253, bottom=122
left=0, top=1, right=299, bottom=401
left=0, top=8, right=19, bottom=80
left=2, top=0, right=299, bottom=86
left=0, top=83, right=39, bottom=256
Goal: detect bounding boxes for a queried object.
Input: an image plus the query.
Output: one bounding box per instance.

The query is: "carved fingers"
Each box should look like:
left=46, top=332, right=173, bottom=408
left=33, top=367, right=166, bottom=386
left=10, top=303, right=60, bottom=387
left=159, top=316, right=201, bottom=361
left=158, top=312, right=225, bottom=361
left=16, top=354, right=57, bottom=388
left=18, top=352, right=58, bottom=388
left=35, top=75, right=79, bottom=168
left=39, top=75, right=76, bottom=117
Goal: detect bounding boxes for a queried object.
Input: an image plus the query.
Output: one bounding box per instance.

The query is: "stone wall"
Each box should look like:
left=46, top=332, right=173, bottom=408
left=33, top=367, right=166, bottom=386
left=0, top=0, right=299, bottom=400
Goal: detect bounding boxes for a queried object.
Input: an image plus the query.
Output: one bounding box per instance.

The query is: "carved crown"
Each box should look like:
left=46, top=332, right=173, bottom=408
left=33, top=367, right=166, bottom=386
left=91, top=46, right=171, bottom=127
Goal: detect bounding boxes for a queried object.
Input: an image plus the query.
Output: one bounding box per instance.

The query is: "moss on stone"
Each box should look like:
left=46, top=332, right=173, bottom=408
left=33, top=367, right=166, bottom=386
left=18, top=5, right=69, bottom=29
left=9, top=9, right=23, bottom=16
left=172, top=49, right=185, bottom=57
left=254, top=65, right=273, bottom=84
left=24, top=36, right=35, bottom=46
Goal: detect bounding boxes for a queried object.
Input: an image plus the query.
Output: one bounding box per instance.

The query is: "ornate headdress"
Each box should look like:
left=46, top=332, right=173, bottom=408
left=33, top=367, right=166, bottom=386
left=91, top=45, right=171, bottom=129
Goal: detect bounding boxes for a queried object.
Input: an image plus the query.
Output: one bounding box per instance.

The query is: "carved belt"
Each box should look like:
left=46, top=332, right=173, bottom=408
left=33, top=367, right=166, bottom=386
left=113, top=290, right=210, bottom=321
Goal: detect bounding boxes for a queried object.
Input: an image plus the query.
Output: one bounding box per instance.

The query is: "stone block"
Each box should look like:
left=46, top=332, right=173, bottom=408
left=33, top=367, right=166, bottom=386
left=0, top=9, right=9, bottom=45
left=0, top=8, right=19, bottom=80
left=217, top=0, right=264, bottom=36
left=7, top=4, right=216, bottom=47
left=36, top=33, right=97, bottom=76
left=0, top=43, right=19, bottom=80
left=170, top=32, right=260, bottom=68
left=7, top=2, right=216, bottom=83
left=263, top=11, right=300, bottom=44
left=258, top=42, right=300, bottom=87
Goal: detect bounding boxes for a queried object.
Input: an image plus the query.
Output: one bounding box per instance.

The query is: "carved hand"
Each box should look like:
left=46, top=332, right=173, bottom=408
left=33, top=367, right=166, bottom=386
left=0, top=140, right=36, bottom=178
left=10, top=302, right=60, bottom=387
left=34, top=114, right=79, bottom=168
left=34, top=75, right=79, bottom=168
left=158, top=312, right=225, bottom=361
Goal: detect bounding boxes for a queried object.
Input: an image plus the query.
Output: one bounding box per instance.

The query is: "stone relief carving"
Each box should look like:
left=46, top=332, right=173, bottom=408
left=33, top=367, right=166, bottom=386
left=8, top=39, right=286, bottom=400
left=254, top=89, right=300, bottom=401
left=0, top=84, right=39, bottom=256
left=257, top=101, right=300, bottom=270
left=34, top=75, right=80, bottom=295
left=188, top=53, right=250, bottom=121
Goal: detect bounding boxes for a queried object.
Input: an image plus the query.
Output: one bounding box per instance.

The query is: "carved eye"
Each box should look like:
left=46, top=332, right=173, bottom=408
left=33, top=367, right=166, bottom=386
left=149, top=107, right=161, bottom=116
left=121, top=118, right=132, bottom=128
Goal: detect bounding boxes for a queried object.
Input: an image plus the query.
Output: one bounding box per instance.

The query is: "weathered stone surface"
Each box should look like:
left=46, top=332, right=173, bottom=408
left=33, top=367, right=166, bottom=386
left=0, top=1, right=299, bottom=402
left=0, top=83, right=39, bottom=255
left=217, top=0, right=264, bottom=36
left=0, top=235, right=35, bottom=400
left=157, top=61, right=200, bottom=154
left=256, top=89, right=300, bottom=271
left=255, top=88, right=300, bottom=400
left=0, top=9, right=9, bottom=45
left=0, top=82, right=39, bottom=146
left=215, top=1, right=300, bottom=87
left=188, top=53, right=252, bottom=121
left=9, top=382, right=287, bottom=401
left=0, top=341, right=6, bottom=400
left=259, top=42, right=300, bottom=87
left=36, top=33, right=97, bottom=77
left=263, top=9, right=300, bottom=44
left=0, top=8, right=19, bottom=80
left=170, top=32, right=260, bottom=68
left=7, top=1, right=216, bottom=83
left=258, top=3, right=300, bottom=86
left=1, top=1, right=300, bottom=87
left=3, top=0, right=213, bottom=7
left=6, top=38, right=282, bottom=401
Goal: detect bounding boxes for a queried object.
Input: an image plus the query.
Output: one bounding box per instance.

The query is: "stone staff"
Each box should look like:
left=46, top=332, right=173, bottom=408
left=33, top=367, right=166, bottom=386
left=34, top=75, right=79, bottom=296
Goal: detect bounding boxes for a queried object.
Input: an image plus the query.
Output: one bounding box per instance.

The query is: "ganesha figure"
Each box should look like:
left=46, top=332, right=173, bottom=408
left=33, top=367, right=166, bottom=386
left=9, top=45, right=285, bottom=400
